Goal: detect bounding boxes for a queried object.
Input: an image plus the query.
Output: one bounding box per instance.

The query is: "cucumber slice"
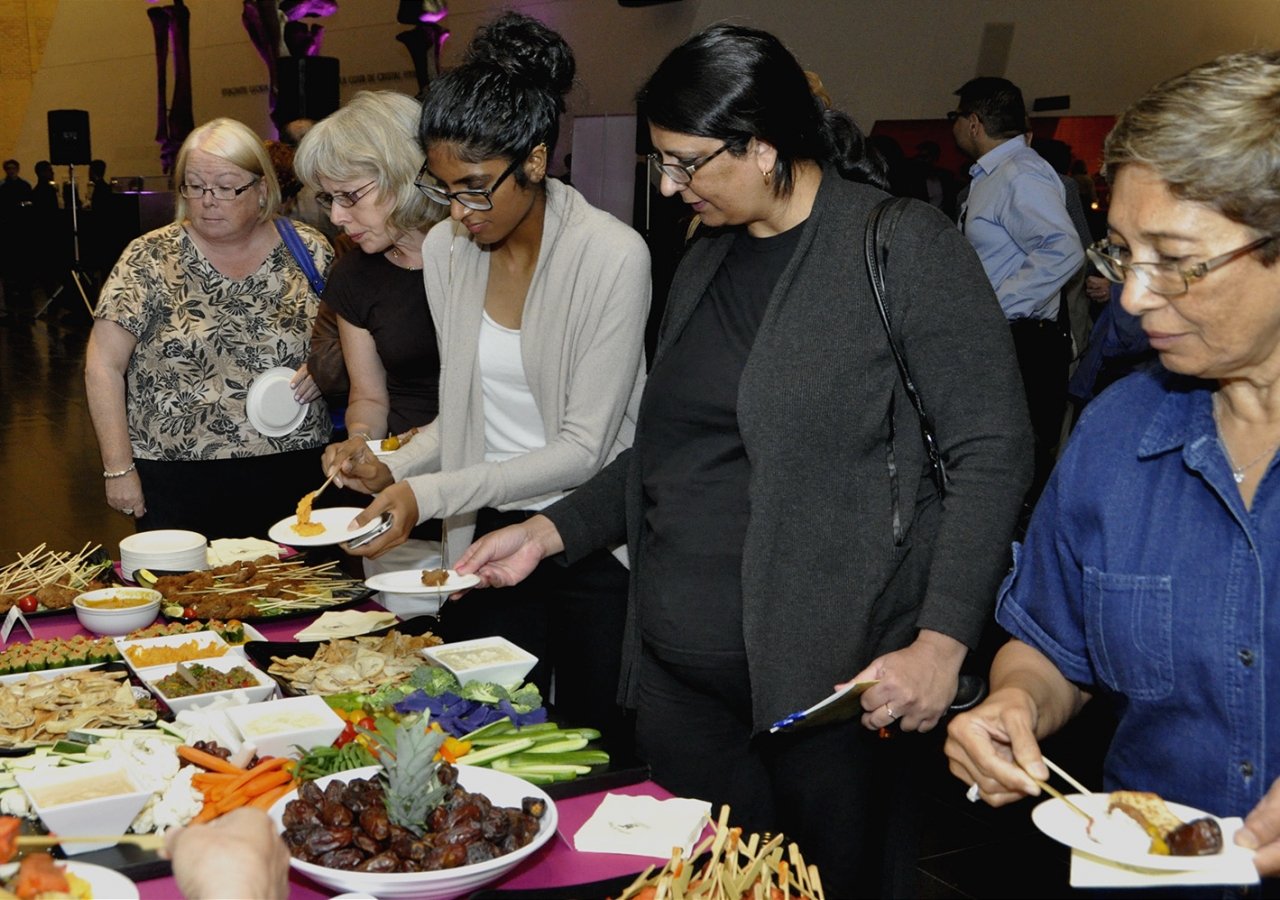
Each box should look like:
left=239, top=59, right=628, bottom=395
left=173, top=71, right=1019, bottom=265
left=525, top=738, right=589, bottom=754
left=457, top=737, right=536, bottom=766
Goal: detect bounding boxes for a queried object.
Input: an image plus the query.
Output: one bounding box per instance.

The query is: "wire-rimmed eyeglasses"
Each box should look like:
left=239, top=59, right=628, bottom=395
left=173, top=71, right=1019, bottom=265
left=178, top=180, right=258, bottom=201
left=647, top=144, right=730, bottom=185
left=315, top=180, right=378, bottom=210
left=414, top=155, right=524, bottom=212
left=1087, top=235, right=1277, bottom=296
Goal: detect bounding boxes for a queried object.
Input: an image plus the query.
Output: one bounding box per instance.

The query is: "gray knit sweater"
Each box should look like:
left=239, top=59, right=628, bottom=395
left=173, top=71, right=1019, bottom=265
left=547, top=171, right=1034, bottom=732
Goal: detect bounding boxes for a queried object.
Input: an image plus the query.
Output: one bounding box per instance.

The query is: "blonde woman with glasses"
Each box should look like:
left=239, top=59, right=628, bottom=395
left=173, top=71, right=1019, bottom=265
left=947, top=49, right=1280, bottom=878
left=86, top=118, right=332, bottom=539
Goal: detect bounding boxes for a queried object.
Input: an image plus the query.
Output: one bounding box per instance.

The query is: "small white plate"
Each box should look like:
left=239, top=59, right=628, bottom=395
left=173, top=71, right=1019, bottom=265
left=365, top=569, right=480, bottom=595
left=0, top=859, right=140, bottom=898
left=268, top=507, right=382, bottom=547
left=246, top=366, right=308, bottom=437
left=1032, top=793, right=1250, bottom=871
left=367, top=438, right=396, bottom=460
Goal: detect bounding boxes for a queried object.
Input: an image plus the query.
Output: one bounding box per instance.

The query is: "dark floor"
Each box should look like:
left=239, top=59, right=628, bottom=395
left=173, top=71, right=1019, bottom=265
left=0, top=291, right=1118, bottom=898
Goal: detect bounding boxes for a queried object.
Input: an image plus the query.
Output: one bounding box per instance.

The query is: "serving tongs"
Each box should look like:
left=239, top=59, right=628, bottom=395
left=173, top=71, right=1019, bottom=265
left=16, top=833, right=166, bottom=852
left=1020, top=755, right=1095, bottom=826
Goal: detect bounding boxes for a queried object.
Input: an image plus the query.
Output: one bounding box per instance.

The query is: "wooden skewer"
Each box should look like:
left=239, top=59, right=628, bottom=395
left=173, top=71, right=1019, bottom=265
left=1042, top=755, right=1092, bottom=795
left=17, top=833, right=166, bottom=851
left=312, top=470, right=338, bottom=502
left=1027, top=773, right=1094, bottom=824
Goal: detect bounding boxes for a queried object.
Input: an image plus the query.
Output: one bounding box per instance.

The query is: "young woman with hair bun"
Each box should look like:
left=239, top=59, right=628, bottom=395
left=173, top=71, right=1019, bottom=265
left=322, top=12, right=649, bottom=752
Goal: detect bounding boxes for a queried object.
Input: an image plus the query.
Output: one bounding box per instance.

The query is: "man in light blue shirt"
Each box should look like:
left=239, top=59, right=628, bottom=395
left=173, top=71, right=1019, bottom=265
left=951, top=77, right=1084, bottom=505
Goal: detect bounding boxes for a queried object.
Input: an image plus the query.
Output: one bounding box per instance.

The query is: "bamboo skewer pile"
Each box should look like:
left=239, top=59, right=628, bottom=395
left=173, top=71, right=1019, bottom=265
left=158, top=556, right=366, bottom=617
left=0, top=543, right=108, bottom=600
left=613, top=806, right=824, bottom=900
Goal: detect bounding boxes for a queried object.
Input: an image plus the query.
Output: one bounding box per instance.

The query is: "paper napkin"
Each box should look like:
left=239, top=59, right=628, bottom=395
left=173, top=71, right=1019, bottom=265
left=207, top=538, right=283, bottom=567
left=573, top=793, right=711, bottom=858
left=294, top=610, right=398, bottom=642
left=1069, top=817, right=1259, bottom=888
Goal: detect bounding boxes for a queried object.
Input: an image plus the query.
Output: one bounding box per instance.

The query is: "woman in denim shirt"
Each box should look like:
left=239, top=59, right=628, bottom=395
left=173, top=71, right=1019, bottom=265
left=946, top=49, right=1280, bottom=877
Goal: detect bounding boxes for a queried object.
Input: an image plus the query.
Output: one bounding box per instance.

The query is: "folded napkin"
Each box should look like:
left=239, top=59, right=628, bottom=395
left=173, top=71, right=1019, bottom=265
left=294, top=610, right=398, bottom=642
left=1070, top=818, right=1259, bottom=888
left=573, top=793, right=711, bottom=858
left=208, top=538, right=282, bottom=567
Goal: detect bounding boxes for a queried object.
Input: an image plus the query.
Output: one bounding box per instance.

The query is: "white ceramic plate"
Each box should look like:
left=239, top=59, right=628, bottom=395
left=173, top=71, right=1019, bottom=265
left=246, top=366, right=308, bottom=437
left=1031, top=793, right=1250, bottom=871
left=268, top=507, right=381, bottom=547
left=366, top=438, right=396, bottom=459
left=269, top=765, right=557, bottom=899
left=0, top=663, right=104, bottom=684
left=0, top=859, right=139, bottom=898
left=365, top=569, right=480, bottom=595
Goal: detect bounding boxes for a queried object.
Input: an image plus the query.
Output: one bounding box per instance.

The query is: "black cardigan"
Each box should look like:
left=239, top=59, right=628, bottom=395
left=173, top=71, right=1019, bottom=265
left=546, top=171, right=1034, bottom=732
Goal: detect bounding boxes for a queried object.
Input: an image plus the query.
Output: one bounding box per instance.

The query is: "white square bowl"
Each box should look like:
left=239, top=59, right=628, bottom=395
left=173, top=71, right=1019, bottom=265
left=225, top=695, right=345, bottom=760
left=15, top=759, right=154, bottom=855
left=138, top=655, right=276, bottom=713
left=114, top=630, right=233, bottom=676
left=420, top=636, right=537, bottom=688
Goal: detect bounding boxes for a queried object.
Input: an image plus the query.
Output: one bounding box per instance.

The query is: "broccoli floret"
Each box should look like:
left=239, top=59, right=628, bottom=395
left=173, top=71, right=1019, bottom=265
left=458, top=681, right=510, bottom=704
left=407, top=665, right=461, bottom=696
left=509, top=682, right=543, bottom=714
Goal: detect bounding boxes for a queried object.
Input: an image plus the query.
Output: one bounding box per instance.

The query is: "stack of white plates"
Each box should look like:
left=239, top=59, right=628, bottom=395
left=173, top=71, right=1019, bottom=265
left=119, top=530, right=208, bottom=581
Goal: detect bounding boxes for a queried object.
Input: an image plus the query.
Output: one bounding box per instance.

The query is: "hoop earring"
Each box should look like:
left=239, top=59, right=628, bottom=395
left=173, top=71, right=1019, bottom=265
left=763, top=169, right=773, bottom=185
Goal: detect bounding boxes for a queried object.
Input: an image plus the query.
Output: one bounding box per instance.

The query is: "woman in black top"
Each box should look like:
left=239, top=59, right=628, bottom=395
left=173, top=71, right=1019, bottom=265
left=454, top=24, right=1032, bottom=896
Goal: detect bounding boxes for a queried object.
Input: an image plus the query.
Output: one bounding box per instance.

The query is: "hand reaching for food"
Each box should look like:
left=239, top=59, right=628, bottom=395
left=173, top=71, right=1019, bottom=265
left=321, top=438, right=393, bottom=494
left=944, top=686, right=1047, bottom=806
left=454, top=515, right=564, bottom=590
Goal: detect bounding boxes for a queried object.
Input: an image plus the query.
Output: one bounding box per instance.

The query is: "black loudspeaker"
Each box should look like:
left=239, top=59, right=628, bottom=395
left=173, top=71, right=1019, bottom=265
left=48, top=109, right=91, bottom=165
left=276, top=57, right=340, bottom=124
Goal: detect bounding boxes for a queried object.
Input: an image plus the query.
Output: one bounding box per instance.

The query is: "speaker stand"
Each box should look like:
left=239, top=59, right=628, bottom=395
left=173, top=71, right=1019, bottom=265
left=35, top=163, right=95, bottom=320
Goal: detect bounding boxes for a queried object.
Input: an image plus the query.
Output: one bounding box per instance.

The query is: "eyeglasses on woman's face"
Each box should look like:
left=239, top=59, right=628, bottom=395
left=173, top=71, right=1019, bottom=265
left=647, top=143, right=730, bottom=185
left=414, top=155, right=524, bottom=211
left=178, top=180, right=258, bottom=201
left=315, top=180, right=378, bottom=210
left=1087, top=235, right=1277, bottom=297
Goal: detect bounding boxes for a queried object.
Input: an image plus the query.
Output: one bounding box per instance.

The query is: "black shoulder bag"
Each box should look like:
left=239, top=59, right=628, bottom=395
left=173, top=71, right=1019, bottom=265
left=864, top=197, right=949, bottom=501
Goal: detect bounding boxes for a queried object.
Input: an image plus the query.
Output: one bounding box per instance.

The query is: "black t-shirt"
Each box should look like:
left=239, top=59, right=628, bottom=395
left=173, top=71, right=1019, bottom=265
left=636, top=223, right=804, bottom=661
left=322, top=250, right=441, bottom=435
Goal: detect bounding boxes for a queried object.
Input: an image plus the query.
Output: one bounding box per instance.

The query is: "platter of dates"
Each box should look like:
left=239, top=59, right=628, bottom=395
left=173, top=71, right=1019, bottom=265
left=269, top=764, right=557, bottom=898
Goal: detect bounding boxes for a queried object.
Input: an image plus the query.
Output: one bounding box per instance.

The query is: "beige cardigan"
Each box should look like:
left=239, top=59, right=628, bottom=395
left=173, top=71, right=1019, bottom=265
left=386, top=179, right=650, bottom=564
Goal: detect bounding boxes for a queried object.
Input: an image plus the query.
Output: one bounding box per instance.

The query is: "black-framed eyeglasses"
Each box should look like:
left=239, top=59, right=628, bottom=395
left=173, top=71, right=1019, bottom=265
left=1087, top=235, right=1277, bottom=297
left=178, top=179, right=258, bottom=201
left=415, top=156, right=523, bottom=211
left=947, top=110, right=972, bottom=123
left=315, top=180, right=378, bottom=210
left=647, top=144, right=730, bottom=185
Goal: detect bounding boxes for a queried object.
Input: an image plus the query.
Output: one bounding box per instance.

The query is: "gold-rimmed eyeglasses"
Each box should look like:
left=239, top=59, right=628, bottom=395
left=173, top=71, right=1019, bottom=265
left=1087, top=235, right=1277, bottom=296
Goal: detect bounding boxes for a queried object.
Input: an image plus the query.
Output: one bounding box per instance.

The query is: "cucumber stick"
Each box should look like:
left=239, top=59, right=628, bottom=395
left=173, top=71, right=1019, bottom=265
left=504, top=750, right=609, bottom=767
left=456, top=737, right=535, bottom=766
left=525, top=738, right=589, bottom=754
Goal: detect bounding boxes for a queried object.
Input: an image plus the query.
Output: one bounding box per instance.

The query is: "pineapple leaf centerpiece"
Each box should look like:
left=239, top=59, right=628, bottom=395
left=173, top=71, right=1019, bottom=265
left=367, top=713, right=448, bottom=836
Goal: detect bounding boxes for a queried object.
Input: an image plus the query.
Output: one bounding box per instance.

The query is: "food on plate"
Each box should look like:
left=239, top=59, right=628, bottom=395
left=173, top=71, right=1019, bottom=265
left=1100, top=790, right=1224, bottom=856
left=152, top=556, right=364, bottom=620
left=267, top=629, right=442, bottom=696
left=0, top=670, right=156, bottom=747
left=24, top=767, right=140, bottom=809
left=0, top=544, right=111, bottom=616
left=614, top=805, right=825, bottom=900
left=380, top=427, right=417, bottom=453
left=180, top=750, right=297, bottom=824
left=291, top=492, right=326, bottom=538
left=0, top=636, right=121, bottom=676
left=239, top=710, right=331, bottom=738
left=281, top=716, right=544, bottom=872
left=419, top=568, right=449, bottom=588
left=0, top=852, right=91, bottom=899
left=78, top=594, right=152, bottom=611
left=432, top=642, right=529, bottom=671
left=126, top=618, right=246, bottom=645
left=124, top=640, right=229, bottom=668
left=152, top=663, right=262, bottom=699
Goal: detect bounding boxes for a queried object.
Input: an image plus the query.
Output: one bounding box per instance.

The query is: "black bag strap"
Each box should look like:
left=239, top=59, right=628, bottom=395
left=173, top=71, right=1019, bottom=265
left=275, top=217, right=326, bottom=295
left=864, top=197, right=949, bottom=499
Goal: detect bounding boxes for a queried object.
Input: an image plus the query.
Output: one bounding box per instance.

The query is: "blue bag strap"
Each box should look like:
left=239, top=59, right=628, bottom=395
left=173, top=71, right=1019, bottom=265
left=274, top=217, right=326, bottom=294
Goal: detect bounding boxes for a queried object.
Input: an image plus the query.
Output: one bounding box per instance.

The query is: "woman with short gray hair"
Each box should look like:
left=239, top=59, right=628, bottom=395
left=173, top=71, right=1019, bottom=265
left=948, top=49, right=1280, bottom=875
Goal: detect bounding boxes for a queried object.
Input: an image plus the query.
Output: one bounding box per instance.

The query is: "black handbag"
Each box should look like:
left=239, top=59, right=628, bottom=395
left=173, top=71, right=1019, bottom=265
left=864, top=197, right=949, bottom=501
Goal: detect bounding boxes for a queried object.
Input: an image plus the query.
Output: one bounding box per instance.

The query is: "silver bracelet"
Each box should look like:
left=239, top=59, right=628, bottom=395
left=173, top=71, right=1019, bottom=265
left=103, top=463, right=136, bottom=479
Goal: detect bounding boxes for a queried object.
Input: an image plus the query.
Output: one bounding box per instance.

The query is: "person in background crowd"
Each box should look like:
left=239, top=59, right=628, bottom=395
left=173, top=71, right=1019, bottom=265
left=946, top=49, right=1280, bottom=878
left=294, top=90, right=448, bottom=576
left=951, top=77, right=1085, bottom=507
left=0, top=160, right=32, bottom=313
left=324, top=12, right=650, bottom=751
left=281, top=117, right=340, bottom=245
left=85, top=117, right=332, bottom=539
left=453, top=22, right=1031, bottom=897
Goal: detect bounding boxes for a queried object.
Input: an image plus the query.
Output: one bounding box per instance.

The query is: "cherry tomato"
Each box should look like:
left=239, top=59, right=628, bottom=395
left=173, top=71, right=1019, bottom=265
left=334, top=721, right=357, bottom=748
left=17, top=596, right=37, bottom=614
left=356, top=717, right=376, bottom=731
left=182, top=606, right=199, bottom=619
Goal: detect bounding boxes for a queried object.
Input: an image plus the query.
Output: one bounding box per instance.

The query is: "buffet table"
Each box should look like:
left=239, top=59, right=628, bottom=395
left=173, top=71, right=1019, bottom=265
left=19, top=601, right=662, bottom=899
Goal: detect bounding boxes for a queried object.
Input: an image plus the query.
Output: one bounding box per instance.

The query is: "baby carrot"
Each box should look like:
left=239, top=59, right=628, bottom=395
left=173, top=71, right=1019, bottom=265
left=177, top=745, right=245, bottom=775
left=247, top=782, right=294, bottom=811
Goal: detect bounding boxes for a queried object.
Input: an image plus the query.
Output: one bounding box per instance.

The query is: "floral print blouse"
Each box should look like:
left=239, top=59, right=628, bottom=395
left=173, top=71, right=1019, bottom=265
left=95, top=221, right=333, bottom=461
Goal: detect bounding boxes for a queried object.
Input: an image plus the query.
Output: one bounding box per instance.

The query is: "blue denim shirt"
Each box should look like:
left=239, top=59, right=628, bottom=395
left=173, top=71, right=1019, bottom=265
left=997, top=369, right=1279, bottom=819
